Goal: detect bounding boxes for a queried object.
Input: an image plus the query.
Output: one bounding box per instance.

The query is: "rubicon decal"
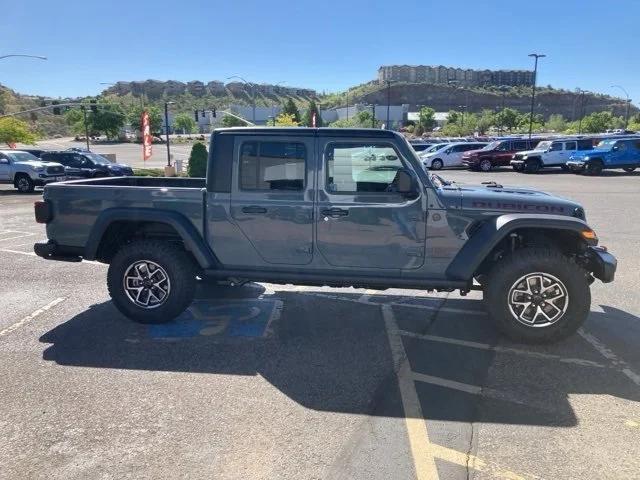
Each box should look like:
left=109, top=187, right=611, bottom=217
left=471, top=201, right=565, bottom=213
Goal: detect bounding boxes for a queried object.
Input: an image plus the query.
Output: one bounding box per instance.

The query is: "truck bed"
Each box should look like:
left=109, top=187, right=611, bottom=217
left=43, top=176, right=207, bottom=249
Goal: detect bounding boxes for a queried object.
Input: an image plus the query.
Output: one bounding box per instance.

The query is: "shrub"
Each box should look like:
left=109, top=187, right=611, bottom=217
left=187, top=142, right=208, bottom=177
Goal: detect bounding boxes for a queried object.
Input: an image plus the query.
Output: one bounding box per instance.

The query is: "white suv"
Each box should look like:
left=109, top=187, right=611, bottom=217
left=510, top=139, right=594, bottom=173
left=421, top=142, right=488, bottom=170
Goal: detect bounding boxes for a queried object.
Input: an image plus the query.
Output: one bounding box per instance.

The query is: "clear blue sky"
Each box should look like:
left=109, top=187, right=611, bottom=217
left=2, top=0, right=638, bottom=105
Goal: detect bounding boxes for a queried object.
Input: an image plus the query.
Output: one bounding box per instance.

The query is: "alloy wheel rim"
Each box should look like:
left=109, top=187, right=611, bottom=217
left=507, top=272, right=569, bottom=327
left=480, top=160, right=491, bottom=171
left=123, top=260, right=171, bottom=309
left=17, top=178, right=29, bottom=190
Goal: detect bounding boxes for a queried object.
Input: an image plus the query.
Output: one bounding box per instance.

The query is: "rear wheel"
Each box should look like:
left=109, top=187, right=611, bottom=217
left=107, top=239, right=197, bottom=324
left=15, top=174, right=35, bottom=193
left=584, top=160, right=603, bottom=176
left=484, top=248, right=590, bottom=344
left=512, top=163, right=524, bottom=172
left=430, top=159, right=443, bottom=170
left=479, top=159, right=493, bottom=172
left=623, top=167, right=636, bottom=173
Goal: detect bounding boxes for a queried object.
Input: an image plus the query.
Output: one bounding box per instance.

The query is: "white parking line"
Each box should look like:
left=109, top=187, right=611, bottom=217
left=0, top=233, right=35, bottom=242
left=399, top=330, right=608, bottom=369
left=578, top=328, right=640, bottom=387
left=0, top=297, right=66, bottom=337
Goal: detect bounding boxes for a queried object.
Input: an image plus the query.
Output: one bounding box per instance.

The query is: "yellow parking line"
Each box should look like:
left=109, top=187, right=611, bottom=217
left=382, top=305, right=439, bottom=479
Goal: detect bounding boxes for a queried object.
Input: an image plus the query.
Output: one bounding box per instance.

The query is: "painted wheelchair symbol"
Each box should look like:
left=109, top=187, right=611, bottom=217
left=148, top=299, right=282, bottom=340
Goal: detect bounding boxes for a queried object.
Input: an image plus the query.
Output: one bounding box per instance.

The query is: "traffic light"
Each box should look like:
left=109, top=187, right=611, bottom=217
left=212, top=107, right=216, bottom=118
left=90, top=99, right=97, bottom=112
left=194, top=110, right=199, bottom=122
left=52, top=100, right=61, bottom=115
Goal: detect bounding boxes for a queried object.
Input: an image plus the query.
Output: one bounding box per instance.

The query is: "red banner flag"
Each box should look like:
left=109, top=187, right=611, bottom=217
left=142, top=111, right=152, bottom=161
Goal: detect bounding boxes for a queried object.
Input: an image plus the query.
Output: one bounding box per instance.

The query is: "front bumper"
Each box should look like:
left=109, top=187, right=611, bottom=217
left=586, top=246, right=617, bottom=283
left=566, top=161, right=585, bottom=172
left=35, top=175, right=67, bottom=186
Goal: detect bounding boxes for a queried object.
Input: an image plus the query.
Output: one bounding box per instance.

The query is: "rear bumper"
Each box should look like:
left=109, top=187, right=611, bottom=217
left=586, top=246, right=617, bottom=283
left=34, top=240, right=83, bottom=263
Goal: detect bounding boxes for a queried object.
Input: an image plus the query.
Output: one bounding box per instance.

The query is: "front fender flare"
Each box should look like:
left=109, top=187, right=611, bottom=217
left=446, top=213, right=593, bottom=281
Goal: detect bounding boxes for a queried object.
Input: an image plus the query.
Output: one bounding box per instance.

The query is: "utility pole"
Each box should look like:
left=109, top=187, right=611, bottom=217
left=611, top=85, right=631, bottom=129
left=371, top=104, right=376, bottom=128
left=81, top=106, right=90, bottom=152
left=346, top=91, right=349, bottom=120
left=385, top=80, right=392, bottom=129
left=458, top=105, right=467, bottom=128
left=577, top=90, right=588, bottom=134
left=164, top=101, right=174, bottom=167
left=528, top=53, right=546, bottom=139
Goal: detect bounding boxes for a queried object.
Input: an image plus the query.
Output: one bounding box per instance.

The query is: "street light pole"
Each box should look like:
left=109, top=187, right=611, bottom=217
left=164, top=101, right=174, bottom=167
left=528, top=53, right=546, bottom=139
left=458, top=105, right=467, bottom=128
left=577, top=89, right=588, bottom=134
left=227, top=75, right=255, bottom=123
left=81, top=106, right=90, bottom=152
left=611, top=85, right=631, bottom=129
left=0, top=54, right=47, bottom=61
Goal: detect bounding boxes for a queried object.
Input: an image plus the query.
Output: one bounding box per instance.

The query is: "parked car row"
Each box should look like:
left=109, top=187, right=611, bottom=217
left=414, top=135, right=640, bottom=176
left=0, top=148, right=133, bottom=193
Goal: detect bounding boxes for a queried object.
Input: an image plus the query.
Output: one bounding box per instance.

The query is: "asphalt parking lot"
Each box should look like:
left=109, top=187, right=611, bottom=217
left=1, top=168, right=639, bottom=479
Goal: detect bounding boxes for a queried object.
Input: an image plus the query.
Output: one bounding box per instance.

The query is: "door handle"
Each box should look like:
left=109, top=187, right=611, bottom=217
left=242, top=206, right=267, bottom=214
left=321, top=208, right=349, bottom=218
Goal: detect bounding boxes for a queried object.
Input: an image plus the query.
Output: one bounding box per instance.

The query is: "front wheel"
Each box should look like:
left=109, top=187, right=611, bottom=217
left=484, top=248, right=590, bottom=344
left=107, top=240, right=197, bottom=323
left=430, top=159, right=443, bottom=170
left=584, top=161, right=603, bottom=176
left=479, top=159, right=493, bottom=172
left=524, top=159, right=541, bottom=174
left=15, top=175, right=35, bottom=193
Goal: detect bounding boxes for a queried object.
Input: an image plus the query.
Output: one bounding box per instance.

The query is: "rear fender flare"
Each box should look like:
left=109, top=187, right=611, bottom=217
left=446, top=213, right=593, bottom=281
left=84, top=208, right=218, bottom=268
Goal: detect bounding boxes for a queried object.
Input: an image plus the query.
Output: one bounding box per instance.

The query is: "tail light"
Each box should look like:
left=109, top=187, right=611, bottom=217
left=34, top=200, right=53, bottom=224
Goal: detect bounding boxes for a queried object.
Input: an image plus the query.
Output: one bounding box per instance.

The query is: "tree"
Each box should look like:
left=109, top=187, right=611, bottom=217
left=128, top=105, right=163, bottom=135
left=0, top=117, right=38, bottom=145
left=274, top=113, right=299, bottom=126
left=547, top=114, right=567, bottom=132
left=301, top=100, right=323, bottom=127
left=476, top=110, right=496, bottom=135
left=579, top=111, right=616, bottom=133
left=417, top=107, right=436, bottom=131
left=495, top=108, right=520, bottom=132
left=64, top=108, right=87, bottom=136
left=174, top=113, right=197, bottom=134
left=89, top=102, right=125, bottom=139
left=281, top=98, right=301, bottom=123
left=187, top=142, right=208, bottom=177
left=221, top=114, right=248, bottom=127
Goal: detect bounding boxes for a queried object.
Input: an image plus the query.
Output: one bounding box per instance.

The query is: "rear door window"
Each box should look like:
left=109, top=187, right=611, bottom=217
left=564, top=141, right=577, bottom=151
left=513, top=141, right=528, bottom=151
left=240, top=141, right=306, bottom=191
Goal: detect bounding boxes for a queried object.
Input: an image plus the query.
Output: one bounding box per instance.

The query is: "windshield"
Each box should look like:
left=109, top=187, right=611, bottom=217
left=424, top=143, right=447, bottom=154
left=534, top=141, right=552, bottom=150
left=83, top=153, right=113, bottom=165
left=594, top=140, right=617, bottom=150
left=480, top=141, right=501, bottom=151
left=6, top=151, right=39, bottom=162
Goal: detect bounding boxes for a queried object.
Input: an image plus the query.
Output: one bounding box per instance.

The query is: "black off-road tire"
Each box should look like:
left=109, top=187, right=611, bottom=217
left=584, top=160, right=603, bottom=176
left=107, top=240, right=197, bottom=324
left=484, top=248, right=590, bottom=344
left=15, top=174, right=35, bottom=193
left=524, top=159, right=541, bottom=174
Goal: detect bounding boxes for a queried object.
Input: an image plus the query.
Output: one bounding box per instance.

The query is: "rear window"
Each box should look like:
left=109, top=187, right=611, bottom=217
left=513, top=141, right=529, bottom=151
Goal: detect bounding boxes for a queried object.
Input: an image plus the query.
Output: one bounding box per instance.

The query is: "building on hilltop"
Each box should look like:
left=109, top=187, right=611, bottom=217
left=378, top=65, right=534, bottom=87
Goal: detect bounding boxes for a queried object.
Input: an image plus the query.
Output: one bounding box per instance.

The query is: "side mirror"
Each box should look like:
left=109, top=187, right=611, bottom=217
left=396, top=169, right=419, bottom=199
left=0, top=158, right=9, bottom=165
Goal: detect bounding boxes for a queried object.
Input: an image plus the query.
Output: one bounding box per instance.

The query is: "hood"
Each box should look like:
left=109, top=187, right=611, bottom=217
left=105, top=163, right=131, bottom=170
left=439, top=182, right=584, bottom=218
left=14, top=159, right=54, bottom=169
left=515, top=148, right=545, bottom=157
left=569, top=148, right=609, bottom=160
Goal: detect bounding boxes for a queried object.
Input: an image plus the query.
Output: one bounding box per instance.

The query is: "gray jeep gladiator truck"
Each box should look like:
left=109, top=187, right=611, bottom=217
left=33, top=128, right=616, bottom=343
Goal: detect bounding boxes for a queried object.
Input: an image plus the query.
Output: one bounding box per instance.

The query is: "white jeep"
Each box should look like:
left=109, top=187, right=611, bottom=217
left=510, top=139, right=594, bottom=173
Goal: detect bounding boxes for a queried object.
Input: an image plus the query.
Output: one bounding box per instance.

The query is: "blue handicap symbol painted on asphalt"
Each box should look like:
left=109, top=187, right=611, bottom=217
left=148, top=299, right=280, bottom=340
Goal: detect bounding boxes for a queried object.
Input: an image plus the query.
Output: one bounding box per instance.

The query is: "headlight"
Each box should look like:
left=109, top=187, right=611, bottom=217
left=583, top=157, right=590, bottom=161
left=522, top=155, right=528, bottom=160
left=32, top=166, right=44, bottom=172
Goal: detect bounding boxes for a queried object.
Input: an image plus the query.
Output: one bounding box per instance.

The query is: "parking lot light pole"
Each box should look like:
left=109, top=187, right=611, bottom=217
left=164, top=101, right=174, bottom=167
left=385, top=80, right=393, bottom=129
left=0, top=54, right=47, bottom=61
left=227, top=75, right=255, bottom=123
left=611, top=85, right=631, bottom=129
left=577, top=89, right=588, bottom=134
left=528, top=53, right=546, bottom=139
left=458, top=105, right=467, bottom=128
